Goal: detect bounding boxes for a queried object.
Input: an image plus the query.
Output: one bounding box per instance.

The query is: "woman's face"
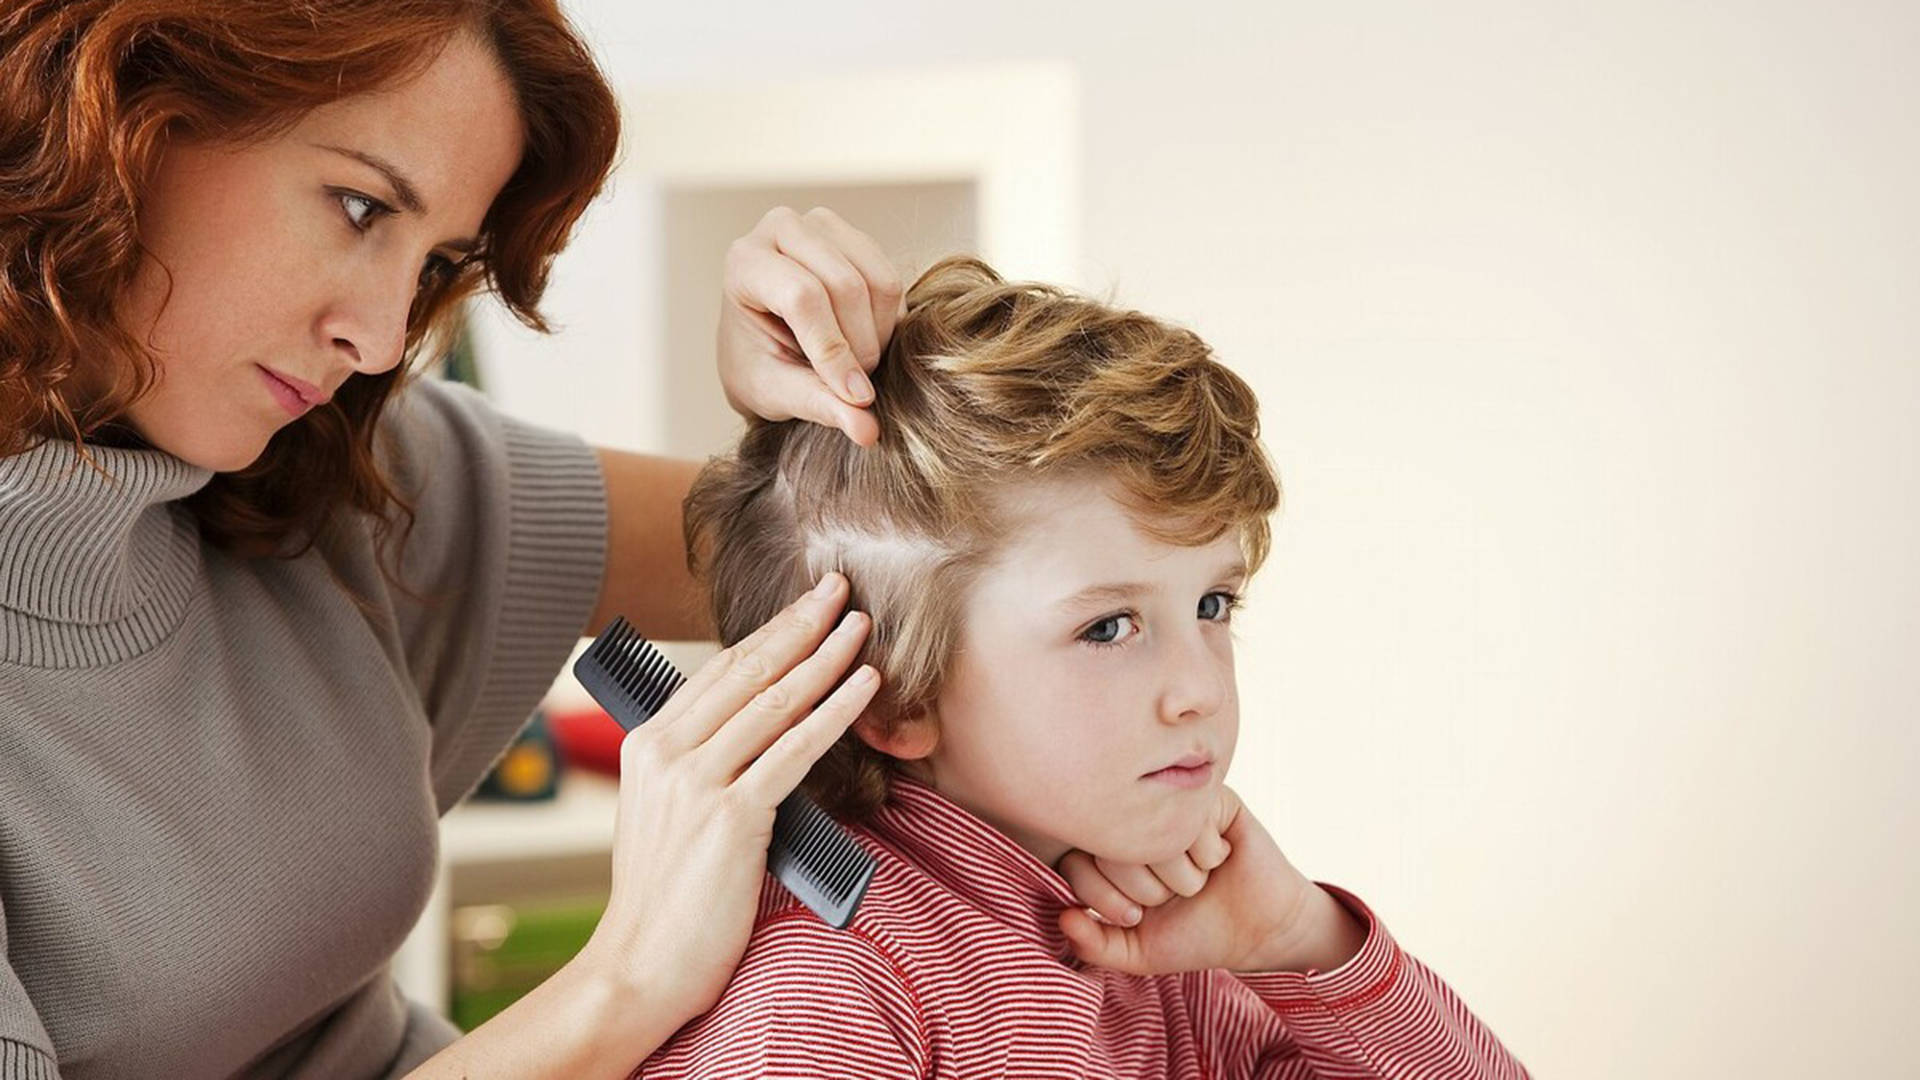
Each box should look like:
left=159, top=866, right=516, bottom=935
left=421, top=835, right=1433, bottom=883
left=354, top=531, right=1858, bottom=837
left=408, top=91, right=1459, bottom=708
left=895, top=473, right=1249, bottom=868
left=115, top=32, right=525, bottom=471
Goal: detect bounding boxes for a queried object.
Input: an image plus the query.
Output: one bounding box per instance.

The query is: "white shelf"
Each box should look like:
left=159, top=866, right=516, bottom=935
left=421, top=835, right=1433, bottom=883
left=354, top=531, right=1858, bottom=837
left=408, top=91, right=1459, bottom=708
left=438, top=770, right=620, bottom=864
left=395, top=770, right=621, bottom=1014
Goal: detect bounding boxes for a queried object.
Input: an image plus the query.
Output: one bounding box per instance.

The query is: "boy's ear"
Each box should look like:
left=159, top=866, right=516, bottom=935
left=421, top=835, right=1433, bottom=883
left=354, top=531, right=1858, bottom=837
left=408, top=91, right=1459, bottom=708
left=852, top=709, right=939, bottom=761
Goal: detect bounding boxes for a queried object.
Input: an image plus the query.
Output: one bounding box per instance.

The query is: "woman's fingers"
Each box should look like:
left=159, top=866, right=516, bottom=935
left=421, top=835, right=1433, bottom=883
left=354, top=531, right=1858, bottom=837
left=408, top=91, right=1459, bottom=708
left=798, top=206, right=904, bottom=362
left=741, top=305, right=807, bottom=365
left=646, top=579, right=819, bottom=730
left=765, top=208, right=880, bottom=375
left=1057, top=851, right=1144, bottom=927
left=727, top=213, right=871, bottom=409
left=655, top=573, right=850, bottom=750
left=731, top=334, right=881, bottom=447
left=694, top=607, right=873, bottom=783
left=714, top=205, right=903, bottom=449
left=724, top=237, right=856, bottom=386
left=734, top=662, right=882, bottom=806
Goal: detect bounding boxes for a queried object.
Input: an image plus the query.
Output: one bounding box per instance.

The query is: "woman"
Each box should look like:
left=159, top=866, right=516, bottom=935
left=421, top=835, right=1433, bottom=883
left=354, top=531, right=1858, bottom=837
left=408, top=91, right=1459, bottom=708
left=0, top=2, right=1171, bottom=1078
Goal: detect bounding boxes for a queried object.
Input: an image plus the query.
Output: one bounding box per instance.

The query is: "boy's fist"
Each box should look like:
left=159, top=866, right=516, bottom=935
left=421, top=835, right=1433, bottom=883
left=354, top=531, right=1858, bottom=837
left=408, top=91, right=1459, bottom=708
left=1057, top=786, right=1365, bottom=976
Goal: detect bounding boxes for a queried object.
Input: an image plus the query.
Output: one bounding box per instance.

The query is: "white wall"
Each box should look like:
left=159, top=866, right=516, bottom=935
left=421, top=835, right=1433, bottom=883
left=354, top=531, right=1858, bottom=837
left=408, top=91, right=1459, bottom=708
left=494, top=3, right=1920, bottom=1076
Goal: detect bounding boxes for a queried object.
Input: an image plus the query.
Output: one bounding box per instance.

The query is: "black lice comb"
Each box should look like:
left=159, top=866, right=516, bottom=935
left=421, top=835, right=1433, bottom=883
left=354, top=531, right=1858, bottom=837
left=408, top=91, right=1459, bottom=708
left=574, top=616, right=875, bottom=929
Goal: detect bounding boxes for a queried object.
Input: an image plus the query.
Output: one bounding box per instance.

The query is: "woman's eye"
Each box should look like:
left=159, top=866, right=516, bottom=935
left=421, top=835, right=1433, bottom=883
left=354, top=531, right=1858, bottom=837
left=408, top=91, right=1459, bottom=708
left=334, top=190, right=462, bottom=292
left=419, top=254, right=457, bottom=291
left=336, top=190, right=385, bottom=231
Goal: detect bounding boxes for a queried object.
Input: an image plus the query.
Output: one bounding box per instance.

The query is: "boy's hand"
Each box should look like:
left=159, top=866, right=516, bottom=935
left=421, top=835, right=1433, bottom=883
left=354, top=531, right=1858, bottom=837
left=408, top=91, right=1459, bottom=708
left=1056, top=786, right=1368, bottom=975
left=1055, top=810, right=1235, bottom=929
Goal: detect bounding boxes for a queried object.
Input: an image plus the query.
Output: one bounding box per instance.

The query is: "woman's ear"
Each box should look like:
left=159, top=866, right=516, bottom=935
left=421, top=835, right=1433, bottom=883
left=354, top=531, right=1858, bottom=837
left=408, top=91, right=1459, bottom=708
left=852, top=708, right=939, bottom=761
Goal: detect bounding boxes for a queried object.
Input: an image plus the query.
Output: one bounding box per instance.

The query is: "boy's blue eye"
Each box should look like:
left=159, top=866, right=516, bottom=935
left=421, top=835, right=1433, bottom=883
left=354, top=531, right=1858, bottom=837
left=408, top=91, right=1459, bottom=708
left=1079, top=590, right=1244, bottom=651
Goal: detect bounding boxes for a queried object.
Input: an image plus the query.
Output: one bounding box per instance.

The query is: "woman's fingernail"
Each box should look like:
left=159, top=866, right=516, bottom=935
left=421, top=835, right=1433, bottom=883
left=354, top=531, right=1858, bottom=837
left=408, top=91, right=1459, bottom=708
left=812, top=573, right=840, bottom=598
left=1125, top=905, right=1143, bottom=926
left=844, top=368, right=873, bottom=403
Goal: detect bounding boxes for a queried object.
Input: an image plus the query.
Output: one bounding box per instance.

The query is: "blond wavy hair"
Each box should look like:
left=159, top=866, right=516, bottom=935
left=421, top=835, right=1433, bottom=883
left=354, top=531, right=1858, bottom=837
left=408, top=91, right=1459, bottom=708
left=682, top=255, right=1282, bottom=819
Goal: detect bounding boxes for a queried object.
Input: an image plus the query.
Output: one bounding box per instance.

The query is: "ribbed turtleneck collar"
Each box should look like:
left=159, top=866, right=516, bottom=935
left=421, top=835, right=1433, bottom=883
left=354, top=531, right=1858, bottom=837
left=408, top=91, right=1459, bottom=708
left=0, top=437, right=213, bottom=666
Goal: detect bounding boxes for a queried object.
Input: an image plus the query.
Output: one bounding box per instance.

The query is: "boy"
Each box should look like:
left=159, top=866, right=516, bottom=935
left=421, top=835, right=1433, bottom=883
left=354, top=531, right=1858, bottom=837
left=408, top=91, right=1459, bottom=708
left=639, top=256, right=1531, bottom=1078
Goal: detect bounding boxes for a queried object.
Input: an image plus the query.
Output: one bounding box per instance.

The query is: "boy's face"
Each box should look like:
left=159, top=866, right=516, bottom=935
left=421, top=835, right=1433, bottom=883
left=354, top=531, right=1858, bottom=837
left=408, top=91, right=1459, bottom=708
left=902, top=473, right=1249, bottom=868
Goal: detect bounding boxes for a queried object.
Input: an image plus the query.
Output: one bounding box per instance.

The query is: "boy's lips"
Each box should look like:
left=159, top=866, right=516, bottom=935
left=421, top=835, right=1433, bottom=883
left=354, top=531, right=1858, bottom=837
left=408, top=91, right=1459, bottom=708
left=1142, top=750, right=1215, bottom=788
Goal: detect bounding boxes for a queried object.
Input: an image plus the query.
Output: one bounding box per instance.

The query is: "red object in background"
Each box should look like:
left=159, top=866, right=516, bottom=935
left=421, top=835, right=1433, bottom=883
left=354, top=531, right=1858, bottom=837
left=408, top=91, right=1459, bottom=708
left=546, top=703, right=626, bottom=777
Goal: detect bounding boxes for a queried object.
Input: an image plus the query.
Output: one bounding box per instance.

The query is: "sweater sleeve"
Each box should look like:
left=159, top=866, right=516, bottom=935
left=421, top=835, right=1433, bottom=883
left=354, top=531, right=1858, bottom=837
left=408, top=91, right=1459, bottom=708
left=372, top=377, right=608, bottom=813
left=634, top=911, right=929, bottom=1079
left=1210, top=883, right=1532, bottom=1079
left=2, top=903, right=60, bottom=1079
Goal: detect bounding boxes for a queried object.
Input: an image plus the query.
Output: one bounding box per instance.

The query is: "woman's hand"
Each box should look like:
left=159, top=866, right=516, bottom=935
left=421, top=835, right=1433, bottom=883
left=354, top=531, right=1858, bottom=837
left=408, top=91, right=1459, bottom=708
left=716, top=206, right=904, bottom=447
left=1055, top=786, right=1369, bottom=976
left=576, top=572, right=880, bottom=1027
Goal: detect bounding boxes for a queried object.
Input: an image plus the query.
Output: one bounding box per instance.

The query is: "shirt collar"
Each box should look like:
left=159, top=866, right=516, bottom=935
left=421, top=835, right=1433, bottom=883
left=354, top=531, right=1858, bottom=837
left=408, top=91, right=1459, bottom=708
left=0, top=436, right=212, bottom=627
left=865, top=774, right=1084, bottom=964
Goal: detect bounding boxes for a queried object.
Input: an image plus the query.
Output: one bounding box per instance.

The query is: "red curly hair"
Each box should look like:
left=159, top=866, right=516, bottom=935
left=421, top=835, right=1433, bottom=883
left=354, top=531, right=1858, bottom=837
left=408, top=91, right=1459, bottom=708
left=0, top=0, right=619, bottom=556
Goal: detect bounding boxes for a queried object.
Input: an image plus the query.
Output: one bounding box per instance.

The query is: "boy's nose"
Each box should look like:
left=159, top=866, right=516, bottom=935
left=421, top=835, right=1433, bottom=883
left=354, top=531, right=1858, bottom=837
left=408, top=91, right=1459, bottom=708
left=1159, top=639, right=1229, bottom=724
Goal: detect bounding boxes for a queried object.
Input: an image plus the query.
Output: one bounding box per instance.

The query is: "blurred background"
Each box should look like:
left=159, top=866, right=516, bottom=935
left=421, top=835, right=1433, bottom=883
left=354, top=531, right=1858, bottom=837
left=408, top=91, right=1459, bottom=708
left=402, top=3, right=1920, bottom=1077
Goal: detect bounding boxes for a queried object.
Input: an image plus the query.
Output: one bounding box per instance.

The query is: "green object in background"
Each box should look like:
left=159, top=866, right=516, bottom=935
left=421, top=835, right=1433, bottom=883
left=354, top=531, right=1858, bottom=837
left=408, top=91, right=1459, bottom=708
left=449, top=895, right=605, bottom=1031
left=437, top=300, right=485, bottom=391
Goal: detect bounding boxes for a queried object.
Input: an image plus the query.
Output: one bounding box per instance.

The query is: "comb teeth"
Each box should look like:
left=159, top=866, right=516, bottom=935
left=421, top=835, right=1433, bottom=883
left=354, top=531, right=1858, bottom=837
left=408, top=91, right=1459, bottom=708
left=572, top=617, right=876, bottom=928
left=770, top=793, right=875, bottom=925
left=575, top=616, right=685, bottom=730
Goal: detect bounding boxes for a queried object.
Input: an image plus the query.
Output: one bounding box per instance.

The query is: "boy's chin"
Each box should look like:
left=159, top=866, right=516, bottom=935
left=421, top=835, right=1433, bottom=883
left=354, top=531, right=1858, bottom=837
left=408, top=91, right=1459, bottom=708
left=1079, top=813, right=1216, bottom=867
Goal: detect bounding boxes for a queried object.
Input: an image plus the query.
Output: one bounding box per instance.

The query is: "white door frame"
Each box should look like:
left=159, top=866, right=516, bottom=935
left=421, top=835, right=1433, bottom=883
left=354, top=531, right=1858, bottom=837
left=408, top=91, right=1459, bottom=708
left=470, top=61, right=1080, bottom=455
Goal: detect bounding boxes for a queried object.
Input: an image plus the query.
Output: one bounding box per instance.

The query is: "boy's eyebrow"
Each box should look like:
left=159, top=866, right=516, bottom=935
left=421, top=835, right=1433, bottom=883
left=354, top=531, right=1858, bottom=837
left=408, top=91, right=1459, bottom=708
left=1053, top=558, right=1250, bottom=610
left=313, top=142, right=481, bottom=255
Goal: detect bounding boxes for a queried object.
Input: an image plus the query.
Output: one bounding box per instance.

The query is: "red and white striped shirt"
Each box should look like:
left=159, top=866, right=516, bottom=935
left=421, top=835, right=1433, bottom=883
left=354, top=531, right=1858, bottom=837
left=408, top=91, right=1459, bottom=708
left=637, top=776, right=1531, bottom=1078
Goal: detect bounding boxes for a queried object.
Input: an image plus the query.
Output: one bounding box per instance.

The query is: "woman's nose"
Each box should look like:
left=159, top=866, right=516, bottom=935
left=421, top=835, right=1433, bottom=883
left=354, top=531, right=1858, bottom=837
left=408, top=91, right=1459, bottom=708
left=318, top=268, right=414, bottom=375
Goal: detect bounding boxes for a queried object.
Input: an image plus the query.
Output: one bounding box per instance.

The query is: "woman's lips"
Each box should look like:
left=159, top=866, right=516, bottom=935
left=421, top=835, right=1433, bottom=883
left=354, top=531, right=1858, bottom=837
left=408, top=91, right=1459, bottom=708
left=266, top=367, right=329, bottom=404
left=256, top=365, right=314, bottom=417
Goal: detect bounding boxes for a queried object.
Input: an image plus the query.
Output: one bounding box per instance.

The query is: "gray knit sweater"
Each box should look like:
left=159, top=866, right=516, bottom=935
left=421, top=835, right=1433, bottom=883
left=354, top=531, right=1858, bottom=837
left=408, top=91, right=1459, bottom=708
left=0, top=378, right=608, bottom=1079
